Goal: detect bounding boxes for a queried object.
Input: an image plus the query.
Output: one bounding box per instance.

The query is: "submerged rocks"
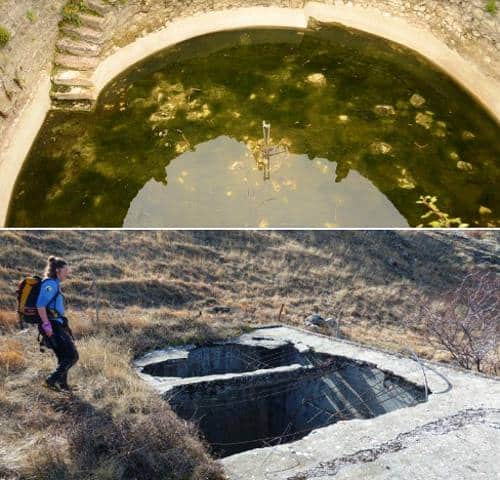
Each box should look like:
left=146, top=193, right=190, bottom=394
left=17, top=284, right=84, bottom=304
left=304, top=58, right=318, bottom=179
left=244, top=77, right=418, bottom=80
left=306, top=73, right=327, bottom=86
left=433, top=120, right=447, bottom=137
left=457, top=160, right=473, bottom=171
left=449, top=152, right=473, bottom=172
left=175, top=140, right=190, bottom=154
left=479, top=206, right=492, bottom=215
left=397, top=168, right=416, bottom=189
left=186, top=103, right=211, bottom=120
left=373, top=104, right=396, bottom=116
left=462, top=130, right=476, bottom=141
left=370, top=142, right=392, bottom=155
left=410, top=93, right=426, bottom=108
left=415, top=112, right=433, bottom=129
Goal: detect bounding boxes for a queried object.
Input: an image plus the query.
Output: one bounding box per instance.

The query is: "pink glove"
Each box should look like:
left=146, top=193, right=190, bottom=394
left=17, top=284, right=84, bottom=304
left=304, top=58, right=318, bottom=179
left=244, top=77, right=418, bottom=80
left=41, top=321, right=53, bottom=337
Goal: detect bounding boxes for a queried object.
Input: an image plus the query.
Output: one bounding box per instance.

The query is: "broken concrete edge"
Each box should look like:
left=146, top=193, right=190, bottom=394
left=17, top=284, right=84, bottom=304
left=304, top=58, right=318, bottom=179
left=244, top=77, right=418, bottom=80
left=218, top=327, right=500, bottom=478
left=148, top=348, right=429, bottom=399
left=133, top=325, right=499, bottom=478
left=144, top=364, right=315, bottom=396
left=1, top=3, right=500, bottom=226
left=268, top=322, right=500, bottom=382
left=133, top=335, right=311, bottom=393
left=134, top=323, right=431, bottom=399
left=133, top=321, right=499, bottom=386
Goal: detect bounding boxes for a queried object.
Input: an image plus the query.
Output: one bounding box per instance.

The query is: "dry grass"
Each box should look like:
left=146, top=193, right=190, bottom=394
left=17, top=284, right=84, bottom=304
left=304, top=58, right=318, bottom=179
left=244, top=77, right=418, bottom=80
left=0, top=338, right=25, bottom=375
left=0, top=310, right=18, bottom=332
left=0, top=311, right=232, bottom=480
left=337, top=319, right=453, bottom=363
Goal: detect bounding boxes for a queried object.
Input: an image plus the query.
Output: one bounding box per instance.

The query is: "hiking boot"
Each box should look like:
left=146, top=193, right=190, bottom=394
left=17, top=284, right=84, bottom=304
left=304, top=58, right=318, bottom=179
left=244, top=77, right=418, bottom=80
left=45, top=378, right=60, bottom=391
left=58, top=383, right=78, bottom=392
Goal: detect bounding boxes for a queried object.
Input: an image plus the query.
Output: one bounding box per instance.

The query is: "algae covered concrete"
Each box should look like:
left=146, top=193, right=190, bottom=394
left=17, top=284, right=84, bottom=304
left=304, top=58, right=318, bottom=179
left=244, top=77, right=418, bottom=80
left=136, top=325, right=499, bottom=479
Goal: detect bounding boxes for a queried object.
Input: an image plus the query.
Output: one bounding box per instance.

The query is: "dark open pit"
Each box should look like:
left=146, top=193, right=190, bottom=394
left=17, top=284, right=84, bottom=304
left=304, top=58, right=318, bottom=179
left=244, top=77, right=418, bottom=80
left=167, top=355, right=428, bottom=457
left=141, top=342, right=311, bottom=377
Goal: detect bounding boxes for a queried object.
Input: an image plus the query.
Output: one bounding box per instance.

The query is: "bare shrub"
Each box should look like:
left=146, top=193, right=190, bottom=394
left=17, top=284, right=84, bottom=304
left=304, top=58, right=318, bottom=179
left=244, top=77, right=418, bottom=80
left=415, top=271, right=499, bottom=373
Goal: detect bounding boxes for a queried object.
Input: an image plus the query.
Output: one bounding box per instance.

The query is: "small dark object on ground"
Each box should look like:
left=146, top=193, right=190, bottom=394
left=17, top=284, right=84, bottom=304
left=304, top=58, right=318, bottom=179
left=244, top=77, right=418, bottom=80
left=207, top=306, right=231, bottom=314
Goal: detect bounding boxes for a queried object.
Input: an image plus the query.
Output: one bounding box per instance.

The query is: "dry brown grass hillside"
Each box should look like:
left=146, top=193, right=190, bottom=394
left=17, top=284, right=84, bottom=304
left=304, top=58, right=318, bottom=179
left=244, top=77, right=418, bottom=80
left=0, top=230, right=498, bottom=321
left=0, top=230, right=498, bottom=479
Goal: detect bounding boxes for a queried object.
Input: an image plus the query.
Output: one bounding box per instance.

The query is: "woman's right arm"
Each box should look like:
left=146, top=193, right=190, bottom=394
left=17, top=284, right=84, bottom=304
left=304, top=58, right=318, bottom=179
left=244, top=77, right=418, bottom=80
left=37, top=307, right=53, bottom=337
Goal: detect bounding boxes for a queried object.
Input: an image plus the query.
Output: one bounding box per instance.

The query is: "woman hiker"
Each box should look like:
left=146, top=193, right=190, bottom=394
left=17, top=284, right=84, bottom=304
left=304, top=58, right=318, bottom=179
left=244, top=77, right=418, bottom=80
left=37, top=256, right=79, bottom=391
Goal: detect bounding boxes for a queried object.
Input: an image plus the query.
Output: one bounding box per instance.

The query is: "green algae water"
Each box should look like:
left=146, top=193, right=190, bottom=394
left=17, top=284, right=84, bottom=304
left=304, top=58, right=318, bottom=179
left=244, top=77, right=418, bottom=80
left=7, top=26, right=500, bottom=227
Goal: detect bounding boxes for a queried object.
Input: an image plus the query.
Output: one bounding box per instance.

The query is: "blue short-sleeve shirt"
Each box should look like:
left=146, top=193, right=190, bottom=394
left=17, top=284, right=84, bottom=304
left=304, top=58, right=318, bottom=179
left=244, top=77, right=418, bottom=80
left=36, top=278, right=65, bottom=323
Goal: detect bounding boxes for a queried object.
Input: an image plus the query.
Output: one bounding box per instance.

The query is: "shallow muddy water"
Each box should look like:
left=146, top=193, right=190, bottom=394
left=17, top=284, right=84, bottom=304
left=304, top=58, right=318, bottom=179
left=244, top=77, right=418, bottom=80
left=7, top=26, right=500, bottom=227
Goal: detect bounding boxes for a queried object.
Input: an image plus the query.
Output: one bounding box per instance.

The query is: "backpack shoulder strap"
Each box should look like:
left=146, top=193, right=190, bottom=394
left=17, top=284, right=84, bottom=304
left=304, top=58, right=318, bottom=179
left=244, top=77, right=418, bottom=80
left=40, top=278, right=61, bottom=312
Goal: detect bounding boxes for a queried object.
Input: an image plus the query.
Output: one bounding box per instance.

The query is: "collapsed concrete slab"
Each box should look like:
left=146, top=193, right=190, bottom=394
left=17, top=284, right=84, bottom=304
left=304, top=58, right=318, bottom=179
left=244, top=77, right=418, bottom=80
left=135, top=325, right=500, bottom=479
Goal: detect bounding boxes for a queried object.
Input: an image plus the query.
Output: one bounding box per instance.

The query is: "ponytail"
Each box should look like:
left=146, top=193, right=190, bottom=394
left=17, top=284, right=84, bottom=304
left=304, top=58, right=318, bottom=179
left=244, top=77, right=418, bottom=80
left=44, top=256, right=68, bottom=279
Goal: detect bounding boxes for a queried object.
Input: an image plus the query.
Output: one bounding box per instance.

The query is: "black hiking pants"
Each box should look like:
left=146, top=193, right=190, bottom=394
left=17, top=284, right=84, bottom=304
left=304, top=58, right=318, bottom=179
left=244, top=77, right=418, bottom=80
left=46, top=321, right=79, bottom=386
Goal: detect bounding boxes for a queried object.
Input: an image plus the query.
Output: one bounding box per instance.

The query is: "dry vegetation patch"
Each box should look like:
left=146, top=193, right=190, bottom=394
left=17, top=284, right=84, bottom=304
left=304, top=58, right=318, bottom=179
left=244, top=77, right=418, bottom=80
left=0, top=338, right=25, bottom=375
left=0, top=311, right=18, bottom=332
left=0, top=309, right=243, bottom=480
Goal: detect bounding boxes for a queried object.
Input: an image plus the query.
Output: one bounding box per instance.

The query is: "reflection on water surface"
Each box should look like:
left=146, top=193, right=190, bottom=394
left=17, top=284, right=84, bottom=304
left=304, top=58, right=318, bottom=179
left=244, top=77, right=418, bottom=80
left=124, top=136, right=408, bottom=227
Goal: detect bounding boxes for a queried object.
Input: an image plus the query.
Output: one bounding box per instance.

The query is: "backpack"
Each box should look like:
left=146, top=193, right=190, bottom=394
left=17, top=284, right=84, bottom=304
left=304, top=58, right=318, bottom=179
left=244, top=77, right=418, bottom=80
left=16, top=276, right=58, bottom=326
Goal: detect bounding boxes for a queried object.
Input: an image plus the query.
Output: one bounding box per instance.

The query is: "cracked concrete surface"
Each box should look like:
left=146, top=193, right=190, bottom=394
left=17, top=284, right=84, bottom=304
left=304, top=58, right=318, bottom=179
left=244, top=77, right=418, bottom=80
left=213, top=326, right=500, bottom=480
left=288, top=408, right=500, bottom=479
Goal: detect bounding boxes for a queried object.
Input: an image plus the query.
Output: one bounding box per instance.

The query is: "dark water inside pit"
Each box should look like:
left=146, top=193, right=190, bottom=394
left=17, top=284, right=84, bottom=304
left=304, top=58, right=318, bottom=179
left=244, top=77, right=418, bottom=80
left=168, top=357, right=428, bottom=457
left=7, top=26, right=500, bottom=227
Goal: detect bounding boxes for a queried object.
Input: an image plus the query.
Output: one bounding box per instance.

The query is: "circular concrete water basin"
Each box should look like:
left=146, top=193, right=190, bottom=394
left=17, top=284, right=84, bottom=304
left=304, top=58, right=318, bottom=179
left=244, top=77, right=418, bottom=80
left=7, top=25, right=499, bottom=227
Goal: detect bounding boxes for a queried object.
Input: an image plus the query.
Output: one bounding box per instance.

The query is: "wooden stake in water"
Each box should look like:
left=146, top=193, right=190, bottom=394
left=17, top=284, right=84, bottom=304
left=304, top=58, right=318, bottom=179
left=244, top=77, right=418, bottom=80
left=262, top=121, right=271, bottom=180
left=262, top=120, right=271, bottom=147
left=260, top=121, right=287, bottom=181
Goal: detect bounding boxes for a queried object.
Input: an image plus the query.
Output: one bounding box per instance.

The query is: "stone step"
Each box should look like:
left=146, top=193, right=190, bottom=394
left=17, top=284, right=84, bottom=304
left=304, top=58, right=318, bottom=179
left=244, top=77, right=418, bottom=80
left=50, top=86, right=96, bottom=102
left=57, top=37, right=101, bottom=57
left=51, top=100, right=94, bottom=112
left=54, top=53, right=99, bottom=71
left=61, top=24, right=104, bottom=44
left=78, top=12, right=106, bottom=30
left=83, top=0, right=112, bottom=16
left=52, top=69, right=94, bottom=88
